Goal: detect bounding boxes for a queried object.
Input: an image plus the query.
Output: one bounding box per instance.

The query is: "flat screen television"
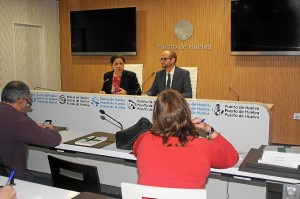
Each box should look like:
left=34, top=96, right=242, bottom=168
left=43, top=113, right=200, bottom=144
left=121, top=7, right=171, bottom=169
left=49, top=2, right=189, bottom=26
left=231, top=0, right=300, bottom=55
left=70, top=7, right=136, bottom=56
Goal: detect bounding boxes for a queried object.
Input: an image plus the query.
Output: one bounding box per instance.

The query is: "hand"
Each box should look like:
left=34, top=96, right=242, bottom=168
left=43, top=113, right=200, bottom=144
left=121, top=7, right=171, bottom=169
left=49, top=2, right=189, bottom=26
left=37, top=123, right=54, bottom=130
left=99, top=91, right=106, bottom=94
left=0, top=186, right=17, bottom=199
left=192, top=117, right=219, bottom=140
left=43, top=123, right=54, bottom=130
left=117, top=88, right=127, bottom=95
left=192, top=117, right=207, bottom=130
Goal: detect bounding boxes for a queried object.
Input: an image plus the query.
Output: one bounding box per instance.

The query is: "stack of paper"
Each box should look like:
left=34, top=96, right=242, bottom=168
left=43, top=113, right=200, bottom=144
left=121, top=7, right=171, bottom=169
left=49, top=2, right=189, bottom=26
left=75, top=136, right=107, bottom=146
left=258, top=145, right=300, bottom=169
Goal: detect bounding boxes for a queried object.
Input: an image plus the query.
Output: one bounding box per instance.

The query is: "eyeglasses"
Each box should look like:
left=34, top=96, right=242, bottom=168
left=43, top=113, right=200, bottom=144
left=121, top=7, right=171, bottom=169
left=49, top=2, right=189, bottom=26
left=23, top=98, right=32, bottom=107
left=159, top=57, right=173, bottom=61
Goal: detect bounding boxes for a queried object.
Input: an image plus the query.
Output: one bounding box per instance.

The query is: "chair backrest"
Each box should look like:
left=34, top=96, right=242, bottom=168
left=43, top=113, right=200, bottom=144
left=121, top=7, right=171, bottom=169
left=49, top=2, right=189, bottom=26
left=0, top=157, right=14, bottom=184
left=181, top=66, right=199, bottom=98
left=124, top=64, right=143, bottom=90
left=47, top=155, right=101, bottom=194
left=121, top=182, right=207, bottom=199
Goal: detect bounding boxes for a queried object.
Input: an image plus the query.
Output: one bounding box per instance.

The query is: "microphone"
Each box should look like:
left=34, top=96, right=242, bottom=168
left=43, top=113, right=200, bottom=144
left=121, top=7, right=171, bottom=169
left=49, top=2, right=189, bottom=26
left=91, top=79, right=109, bottom=93
left=228, top=87, right=240, bottom=101
left=135, top=72, right=156, bottom=95
left=34, top=87, right=56, bottom=91
left=99, top=109, right=123, bottom=130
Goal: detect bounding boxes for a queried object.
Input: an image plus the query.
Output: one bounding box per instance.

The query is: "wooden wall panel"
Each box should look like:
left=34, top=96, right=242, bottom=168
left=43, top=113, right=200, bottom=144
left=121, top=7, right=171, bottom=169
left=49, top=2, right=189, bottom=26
left=14, top=24, right=43, bottom=88
left=59, top=0, right=300, bottom=146
left=0, top=0, right=60, bottom=90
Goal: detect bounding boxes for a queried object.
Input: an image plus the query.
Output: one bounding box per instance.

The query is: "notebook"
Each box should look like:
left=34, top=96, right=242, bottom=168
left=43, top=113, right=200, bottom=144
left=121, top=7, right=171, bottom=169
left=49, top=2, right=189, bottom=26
left=75, top=136, right=108, bottom=146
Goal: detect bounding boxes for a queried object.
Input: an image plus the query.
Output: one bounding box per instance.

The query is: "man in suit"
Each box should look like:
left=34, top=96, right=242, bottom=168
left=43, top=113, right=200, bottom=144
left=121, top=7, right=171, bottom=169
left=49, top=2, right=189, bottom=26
left=145, top=50, right=192, bottom=98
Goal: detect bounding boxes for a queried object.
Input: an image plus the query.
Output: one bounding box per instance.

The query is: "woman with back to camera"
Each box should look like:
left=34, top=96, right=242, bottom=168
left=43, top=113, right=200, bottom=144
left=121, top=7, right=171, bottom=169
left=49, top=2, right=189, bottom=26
left=100, top=54, right=141, bottom=95
left=133, top=89, right=239, bottom=189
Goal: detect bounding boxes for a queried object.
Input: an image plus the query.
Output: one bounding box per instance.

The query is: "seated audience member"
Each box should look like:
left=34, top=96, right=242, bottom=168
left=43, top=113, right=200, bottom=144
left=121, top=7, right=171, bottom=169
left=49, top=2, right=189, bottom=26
left=0, top=81, right=62, bottom=183
left=133, top=89, right=238, bottom=188
left=145, top=50, right=192, bottom=98
left=100, top=54, right=141, bottom=95
left=0, top=186, right=16, bottom=199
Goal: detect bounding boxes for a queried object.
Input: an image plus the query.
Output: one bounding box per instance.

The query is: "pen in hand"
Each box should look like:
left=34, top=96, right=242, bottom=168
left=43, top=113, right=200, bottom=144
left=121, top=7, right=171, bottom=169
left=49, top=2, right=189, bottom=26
left=6, top=170, right=14, bottom=186
left=194, top=118, right=207, bottom=138
left=194, top=118, right=205, bottom=125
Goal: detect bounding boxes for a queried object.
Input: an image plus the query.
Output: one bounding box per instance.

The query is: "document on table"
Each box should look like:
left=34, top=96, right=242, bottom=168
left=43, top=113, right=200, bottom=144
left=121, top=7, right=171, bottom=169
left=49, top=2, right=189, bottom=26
left=17, top=193, right=43, bottom=199
left=258, top=145, right=300, bottom=169
left=75, top=136, right=108, bottom=146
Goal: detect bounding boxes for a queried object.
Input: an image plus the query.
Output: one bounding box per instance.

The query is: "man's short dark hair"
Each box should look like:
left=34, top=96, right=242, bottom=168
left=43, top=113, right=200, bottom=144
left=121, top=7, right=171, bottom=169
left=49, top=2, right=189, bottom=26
left=166, top=50, right=177, bottom=63
left=1, top=81, right=31, bottom=103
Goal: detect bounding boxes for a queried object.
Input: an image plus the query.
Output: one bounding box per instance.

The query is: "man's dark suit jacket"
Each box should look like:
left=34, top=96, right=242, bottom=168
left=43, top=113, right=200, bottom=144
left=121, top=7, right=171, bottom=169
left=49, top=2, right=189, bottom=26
left=145, top=66, right=192, bottom=98
left=101, top=70, right=141, bottom=95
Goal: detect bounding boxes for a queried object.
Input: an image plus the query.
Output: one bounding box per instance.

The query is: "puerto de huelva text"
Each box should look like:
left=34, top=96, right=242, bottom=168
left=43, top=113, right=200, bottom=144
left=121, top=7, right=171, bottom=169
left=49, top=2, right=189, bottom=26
left=157, top=44, right=212, bottom=50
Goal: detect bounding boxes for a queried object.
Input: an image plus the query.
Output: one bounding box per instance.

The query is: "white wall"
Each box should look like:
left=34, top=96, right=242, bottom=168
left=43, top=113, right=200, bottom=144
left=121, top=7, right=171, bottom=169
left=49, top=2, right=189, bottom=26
left=0, top=0, right=60, bottom=90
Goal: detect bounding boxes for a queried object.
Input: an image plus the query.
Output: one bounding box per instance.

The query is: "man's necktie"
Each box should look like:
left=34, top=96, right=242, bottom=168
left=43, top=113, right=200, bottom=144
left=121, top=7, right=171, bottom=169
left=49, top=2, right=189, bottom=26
left=167, top=73, right=171, bottom=89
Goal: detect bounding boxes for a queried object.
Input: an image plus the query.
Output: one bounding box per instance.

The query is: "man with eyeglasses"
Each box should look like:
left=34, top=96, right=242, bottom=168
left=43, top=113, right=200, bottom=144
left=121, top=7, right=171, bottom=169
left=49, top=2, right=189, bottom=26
left=0, top=81, right=61, bottom=185
left=145, top=50, right=192, bottom=98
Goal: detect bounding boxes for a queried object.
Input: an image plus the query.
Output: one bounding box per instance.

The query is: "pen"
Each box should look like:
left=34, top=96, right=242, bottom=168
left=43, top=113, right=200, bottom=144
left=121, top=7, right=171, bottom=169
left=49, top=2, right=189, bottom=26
left=6, top=170, right=14, bottom=186
left=200, top=119, right=205, bottom=123
left=86, top=136, right=97, bottom=141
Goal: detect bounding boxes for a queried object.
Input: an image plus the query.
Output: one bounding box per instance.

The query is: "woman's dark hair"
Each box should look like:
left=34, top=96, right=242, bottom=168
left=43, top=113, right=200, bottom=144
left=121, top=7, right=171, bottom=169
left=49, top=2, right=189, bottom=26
left=110, top=54, right=125, bottom=65
left=151, top=89, right=199, bottom=146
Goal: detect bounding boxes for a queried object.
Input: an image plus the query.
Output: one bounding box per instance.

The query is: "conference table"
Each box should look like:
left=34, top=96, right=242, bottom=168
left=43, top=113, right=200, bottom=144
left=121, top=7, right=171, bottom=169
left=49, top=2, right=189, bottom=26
left=0, top=175, right=121, bottom=199
left=57, top=130, right=300, bottom=183
left=0, top=176, right=78, bottom=199
left=26, top=90, right=300, bottom=199
left=27, top=129, right=300, bottom=199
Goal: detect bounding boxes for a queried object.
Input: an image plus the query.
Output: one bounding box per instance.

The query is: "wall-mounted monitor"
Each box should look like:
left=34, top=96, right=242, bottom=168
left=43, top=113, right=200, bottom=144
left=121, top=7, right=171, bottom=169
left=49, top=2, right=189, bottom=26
left=231, top=0, right=300, bottom=56
left=70, top=7, right=136, bottom=56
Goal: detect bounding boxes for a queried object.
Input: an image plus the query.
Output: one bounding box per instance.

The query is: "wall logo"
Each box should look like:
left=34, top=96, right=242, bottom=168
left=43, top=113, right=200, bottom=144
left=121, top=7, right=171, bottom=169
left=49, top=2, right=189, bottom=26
left=174, top=20, right=193, bottom=41
left=213, top=104, right=224, bottom=116
left=58, top=95, right=66, bottom=104
left=31, top=94, right=37, bottom=102
left=91, top=97, right=100, bottom=107
left=128, top=100, right=136, bottom=110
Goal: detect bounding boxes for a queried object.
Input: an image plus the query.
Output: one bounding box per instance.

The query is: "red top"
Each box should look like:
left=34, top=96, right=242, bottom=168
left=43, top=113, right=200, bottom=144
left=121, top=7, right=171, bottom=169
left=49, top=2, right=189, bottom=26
left=111, top=76, right=121, bottom=94
left=133, top=131, right=239, bottom=188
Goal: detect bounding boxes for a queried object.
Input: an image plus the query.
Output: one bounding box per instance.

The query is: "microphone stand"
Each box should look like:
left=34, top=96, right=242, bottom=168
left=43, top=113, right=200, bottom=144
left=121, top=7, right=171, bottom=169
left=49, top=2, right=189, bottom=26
left=91, top=79, right=109, bottom=93
left=228, top=87, right=240, bottom=101
left=135, top=72, right=156, bottom=95
left=99, top=109, right=123, bottom=130
left=91, top=85, right=102, bottom=93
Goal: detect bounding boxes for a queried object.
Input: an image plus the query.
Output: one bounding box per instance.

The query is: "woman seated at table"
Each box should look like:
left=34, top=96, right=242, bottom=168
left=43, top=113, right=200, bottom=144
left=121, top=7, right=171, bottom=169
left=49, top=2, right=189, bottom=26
left=133, top=89, right=239, bottom=189
left=100, top=54, right=141, bottom=95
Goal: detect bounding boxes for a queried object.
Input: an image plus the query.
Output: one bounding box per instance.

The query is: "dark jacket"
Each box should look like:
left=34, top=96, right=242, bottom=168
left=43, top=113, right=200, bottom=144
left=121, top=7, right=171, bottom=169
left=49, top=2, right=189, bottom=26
left=101, top=70, right=141, bottom=95
left=146, top=66, right=192, bottom=98
left=0, top=103, right=62, bottom=180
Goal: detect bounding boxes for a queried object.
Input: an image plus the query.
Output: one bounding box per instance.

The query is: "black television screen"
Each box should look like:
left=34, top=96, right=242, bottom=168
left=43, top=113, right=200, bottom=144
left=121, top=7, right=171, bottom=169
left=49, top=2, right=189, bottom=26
left=231, top=0, right=300, bottom=55
left=70, top=7, right=136, bottom=56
